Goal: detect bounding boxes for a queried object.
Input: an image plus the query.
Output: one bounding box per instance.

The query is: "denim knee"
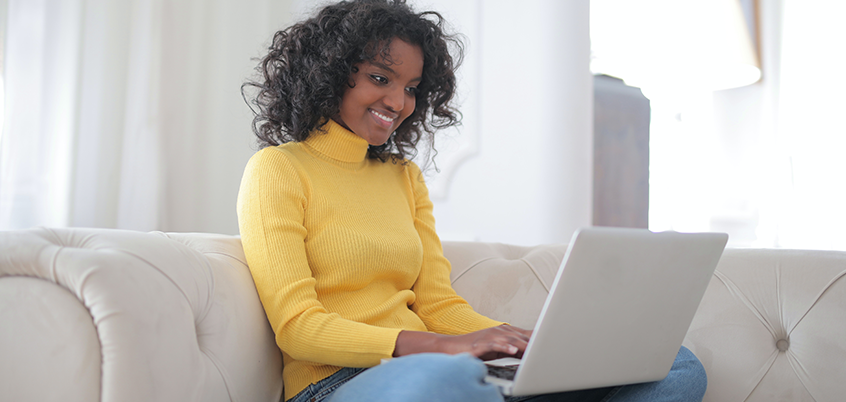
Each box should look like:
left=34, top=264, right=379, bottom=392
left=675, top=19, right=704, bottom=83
left=394, top=353, right=486, bottom=382
left=605, top=346, right=708, bottom=402
left=673, top=346, right=708, bottom=399
left=384, top=353, right=501, bottom=401
left=328, top=353, right=503, bottom=402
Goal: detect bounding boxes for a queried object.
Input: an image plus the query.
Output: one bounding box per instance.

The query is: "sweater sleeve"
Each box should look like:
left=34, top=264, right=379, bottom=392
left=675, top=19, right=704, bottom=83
left=406, top=162, right=504, bottom=335
left=237, top=148, right=402, bottom=367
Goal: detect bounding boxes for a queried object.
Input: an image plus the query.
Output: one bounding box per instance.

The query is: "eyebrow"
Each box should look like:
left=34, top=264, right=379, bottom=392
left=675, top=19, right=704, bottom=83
left=370, top=61, right=422, bottom=83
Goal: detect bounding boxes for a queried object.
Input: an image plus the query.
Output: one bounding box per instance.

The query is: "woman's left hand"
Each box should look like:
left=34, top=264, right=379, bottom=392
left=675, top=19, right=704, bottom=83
left=473, top=325, right=533, bottom=360
left=393, top=324, right=534, bottom=360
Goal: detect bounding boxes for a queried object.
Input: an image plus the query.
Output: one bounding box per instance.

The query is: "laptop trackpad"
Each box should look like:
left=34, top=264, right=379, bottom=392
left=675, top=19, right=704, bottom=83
left=485, top=357, right=522, bottom=382
left=486, top=357, right=522, bottom=367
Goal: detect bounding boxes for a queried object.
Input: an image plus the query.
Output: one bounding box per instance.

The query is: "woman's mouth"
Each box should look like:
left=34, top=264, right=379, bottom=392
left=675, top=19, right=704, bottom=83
left=369, top=109, right=395, bottom=127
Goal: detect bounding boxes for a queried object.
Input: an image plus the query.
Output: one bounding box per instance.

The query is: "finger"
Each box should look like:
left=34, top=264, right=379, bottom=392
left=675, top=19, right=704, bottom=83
left=487, top=342, right=519, bottom=355
left=498, top=325, right=532, bottom=342
left=516, top=328, right=533, bottom=339
left=505, top=336, right=529, bottom=353
left=486, top=331, right=529, bottom=352
left=503, top=325, right=534, bottom=339
left=470, top=340, right=517, bottom=357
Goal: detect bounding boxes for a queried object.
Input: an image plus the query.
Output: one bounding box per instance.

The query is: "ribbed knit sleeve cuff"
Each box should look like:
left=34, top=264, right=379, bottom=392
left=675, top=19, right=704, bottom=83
left=425, top=306, right=506, bottom=336
left=281, top=320, right=404, bottom=368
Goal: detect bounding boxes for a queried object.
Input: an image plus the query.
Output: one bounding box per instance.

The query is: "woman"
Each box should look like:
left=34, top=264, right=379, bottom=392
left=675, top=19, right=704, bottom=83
left=238, top=1, right=707, bottom=401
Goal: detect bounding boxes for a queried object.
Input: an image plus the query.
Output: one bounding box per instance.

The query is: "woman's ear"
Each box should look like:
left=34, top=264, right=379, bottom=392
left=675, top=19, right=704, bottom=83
left=347, top=65, right=359, bottom=89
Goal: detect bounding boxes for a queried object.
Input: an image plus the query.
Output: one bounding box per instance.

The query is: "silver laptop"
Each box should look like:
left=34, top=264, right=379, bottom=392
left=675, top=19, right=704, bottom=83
left=484, top=227, right=728, bottom=396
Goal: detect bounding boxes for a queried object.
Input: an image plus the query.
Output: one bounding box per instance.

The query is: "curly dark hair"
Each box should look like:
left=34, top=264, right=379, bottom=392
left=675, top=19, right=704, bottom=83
left=243, top=0, right=464, bottom=163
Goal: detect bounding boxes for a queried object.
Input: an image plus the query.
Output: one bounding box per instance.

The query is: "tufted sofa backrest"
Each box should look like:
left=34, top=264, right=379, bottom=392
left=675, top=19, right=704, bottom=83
left=684, top=248, right=846, bottom=402
left=445, top=241, right=846, bottom=402
left=0, top=228, right=282, bottom=402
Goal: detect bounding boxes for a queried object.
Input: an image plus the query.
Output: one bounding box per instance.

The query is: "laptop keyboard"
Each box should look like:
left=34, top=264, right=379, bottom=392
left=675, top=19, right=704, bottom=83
left=486, top=364, right=519, bottom=381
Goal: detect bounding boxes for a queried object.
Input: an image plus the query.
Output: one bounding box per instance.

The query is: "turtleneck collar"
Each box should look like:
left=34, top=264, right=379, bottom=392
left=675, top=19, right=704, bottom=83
left=303, top=119, right=370, bottom=163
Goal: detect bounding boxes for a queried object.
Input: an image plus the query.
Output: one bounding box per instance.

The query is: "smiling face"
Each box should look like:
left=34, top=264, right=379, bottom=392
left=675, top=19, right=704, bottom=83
left=335, top=39, right=424, bottom=146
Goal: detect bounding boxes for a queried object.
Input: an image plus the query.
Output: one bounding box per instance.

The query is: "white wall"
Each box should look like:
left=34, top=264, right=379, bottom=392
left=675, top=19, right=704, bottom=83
left=419, top=0, right=593, bottom=245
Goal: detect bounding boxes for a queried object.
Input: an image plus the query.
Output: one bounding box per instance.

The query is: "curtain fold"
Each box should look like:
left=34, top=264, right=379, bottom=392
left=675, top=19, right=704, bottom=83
left=1, top=0, right=82, bottom=229
left=1, top=0, right=295, bottom=233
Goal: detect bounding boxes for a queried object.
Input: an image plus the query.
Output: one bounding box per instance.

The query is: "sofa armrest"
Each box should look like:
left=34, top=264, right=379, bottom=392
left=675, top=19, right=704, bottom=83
left=0, top=228, right=282, bottom=402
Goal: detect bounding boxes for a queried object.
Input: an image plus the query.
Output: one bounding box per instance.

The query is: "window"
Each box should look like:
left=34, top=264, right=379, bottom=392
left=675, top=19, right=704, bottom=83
left=591, top=0, right=846, bottom=250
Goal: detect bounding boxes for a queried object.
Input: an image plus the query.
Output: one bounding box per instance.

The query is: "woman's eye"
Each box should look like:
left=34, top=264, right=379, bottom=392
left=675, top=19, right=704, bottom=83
left=406, top=87, right=419, bottom=95
left=370, top=75, right=388, bottom=84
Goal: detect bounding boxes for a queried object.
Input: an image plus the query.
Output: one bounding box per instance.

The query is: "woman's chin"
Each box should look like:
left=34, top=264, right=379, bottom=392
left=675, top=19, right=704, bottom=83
left=364, top=134, right=391, bottom=146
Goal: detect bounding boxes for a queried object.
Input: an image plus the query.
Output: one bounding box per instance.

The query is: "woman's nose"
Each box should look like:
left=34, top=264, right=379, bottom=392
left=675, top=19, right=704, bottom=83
left=383, top=87, right=405, bottom=112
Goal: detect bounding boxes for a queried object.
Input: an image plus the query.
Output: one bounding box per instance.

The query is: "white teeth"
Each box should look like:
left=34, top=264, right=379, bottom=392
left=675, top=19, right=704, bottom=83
left=371, top=110, right=394, bottom=122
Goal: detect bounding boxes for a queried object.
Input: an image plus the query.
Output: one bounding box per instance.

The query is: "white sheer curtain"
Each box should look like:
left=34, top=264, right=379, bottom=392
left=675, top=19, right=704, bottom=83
left=659, top=0, right=846, bottom=251
left=1, top=0, right=294, bottom=233
left=705, top=0, right=846, bottom=251
left=755, top=0, right=846, bottom=250
left=592, top=0, right=846, bottom=251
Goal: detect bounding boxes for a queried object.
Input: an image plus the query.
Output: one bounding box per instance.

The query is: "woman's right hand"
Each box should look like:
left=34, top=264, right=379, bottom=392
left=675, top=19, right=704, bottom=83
left=394, top=325, right=532, bottom=361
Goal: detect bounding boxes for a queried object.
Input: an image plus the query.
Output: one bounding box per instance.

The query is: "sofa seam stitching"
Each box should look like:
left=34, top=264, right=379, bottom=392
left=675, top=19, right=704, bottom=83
left=518, top=258, right=551, bottom=293
left=199, top=345, right=236, bottom=402
left=450, top=257, right=498, bottom=285
left=713, top=270, right=778, bottom=338
left=786, top=268, right=846, bottom=337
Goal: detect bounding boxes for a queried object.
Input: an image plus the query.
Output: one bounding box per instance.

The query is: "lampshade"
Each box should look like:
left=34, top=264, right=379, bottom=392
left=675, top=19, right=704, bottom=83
left=590, top=0, right=761, bottom=95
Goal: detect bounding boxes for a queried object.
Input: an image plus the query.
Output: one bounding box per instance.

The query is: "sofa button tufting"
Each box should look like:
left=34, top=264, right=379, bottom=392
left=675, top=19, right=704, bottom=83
left=776, top=338, right=790, bottom=352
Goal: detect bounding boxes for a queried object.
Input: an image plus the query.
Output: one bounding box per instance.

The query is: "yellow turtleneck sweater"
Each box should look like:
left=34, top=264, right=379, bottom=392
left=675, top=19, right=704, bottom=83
left=237, top=119, right=503, bottom=400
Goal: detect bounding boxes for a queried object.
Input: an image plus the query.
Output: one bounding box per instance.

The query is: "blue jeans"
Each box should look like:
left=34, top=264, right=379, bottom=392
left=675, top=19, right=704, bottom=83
left=288, top=346, right=706, bottom=402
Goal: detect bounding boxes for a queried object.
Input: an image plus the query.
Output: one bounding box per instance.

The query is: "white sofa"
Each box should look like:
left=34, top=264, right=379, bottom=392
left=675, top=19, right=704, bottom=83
left=1, top=227, right=844, bottom=402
